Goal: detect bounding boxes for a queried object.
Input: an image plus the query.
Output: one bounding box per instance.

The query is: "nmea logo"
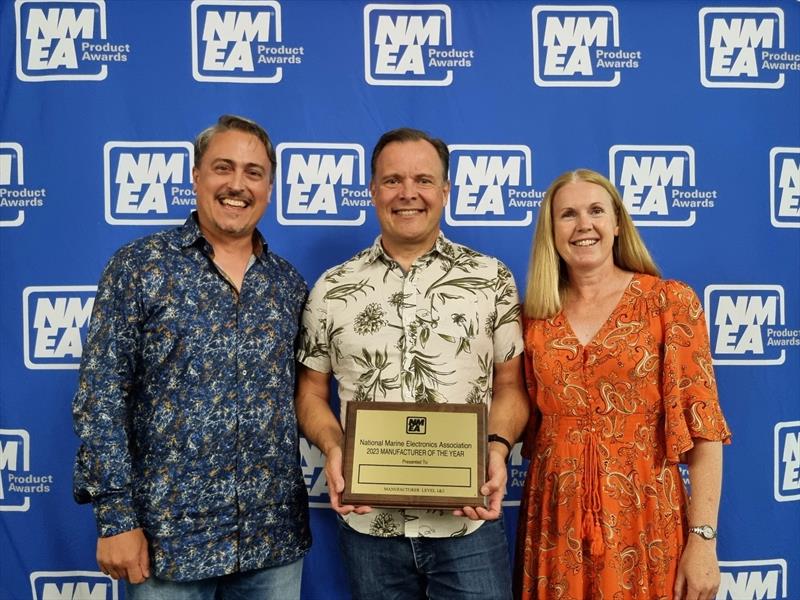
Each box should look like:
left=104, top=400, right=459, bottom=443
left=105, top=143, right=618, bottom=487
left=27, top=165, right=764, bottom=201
left=30, top=571, right=118, bottom=600
left=23, top=286, right=96, bottom=370
left=699, top=7, right=788, bottom=89
left=275, top=143, right=368, bottom=226
left=532, top=5, right=641, bottom=87
left=1, top=429, right=31, bottom=511
left=1, top=142, right=48, bottom=227
left=718, top=559, right=788, bottom=600
left=406, top=416, right=426, bottom=434
left=705, top=284, right=799, bottom=366
left=14, top=0, right=125, bottom=82
left=609, top=145, right=717, bottom=227
left=447, top=145, right=536, bottom=227
left=770, top=147, right=800, bottom=228
left=0, top=429, right=53, bottom=512
left=103, top=142, right=195, bottom=226
left=775, top=421, right=800, bottom=502
left=364, top=4, right=474, bottom=86
left=191, top=0, right=304, bottom=83
left=300, top=436, right=330, bottom=508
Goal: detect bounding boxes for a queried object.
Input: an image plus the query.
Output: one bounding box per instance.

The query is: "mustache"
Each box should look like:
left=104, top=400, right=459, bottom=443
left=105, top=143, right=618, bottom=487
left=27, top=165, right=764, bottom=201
left=216, top=188, right=252, bottom=202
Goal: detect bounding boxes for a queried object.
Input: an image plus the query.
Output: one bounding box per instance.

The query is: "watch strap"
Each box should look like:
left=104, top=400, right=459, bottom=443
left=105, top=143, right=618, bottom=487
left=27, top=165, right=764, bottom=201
left=488, top=433, right=513, bottom=455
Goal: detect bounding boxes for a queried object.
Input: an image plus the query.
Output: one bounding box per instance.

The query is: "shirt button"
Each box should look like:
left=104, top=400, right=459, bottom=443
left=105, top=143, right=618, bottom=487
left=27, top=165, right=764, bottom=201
left=242, top=369, right=248, bottom=376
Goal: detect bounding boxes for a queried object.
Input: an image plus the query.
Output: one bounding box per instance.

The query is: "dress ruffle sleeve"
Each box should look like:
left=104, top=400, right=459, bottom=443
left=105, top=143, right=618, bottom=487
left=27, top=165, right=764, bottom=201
left=659, top=279, right=732, bottom=463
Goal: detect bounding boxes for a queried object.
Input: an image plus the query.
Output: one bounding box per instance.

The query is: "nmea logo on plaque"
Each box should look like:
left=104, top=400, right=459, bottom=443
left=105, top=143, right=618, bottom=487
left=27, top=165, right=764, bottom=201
left=1, top=429, right=54, bottom=512
left=699, top=7, right=798, bottom=89
left=104, top=142, right=195, bottom=226
left=775, top=421, right=800, bottom=502
left=363, top=4, right=474, bottom=86
left=447, top=145, right=537, bottom=227
left=275, top=143, right=369, bottom=226
left=0, top=142, right=48, bottom=228
left=300, top=437, right=330, bottom=508
left=191, top=0, right=304, bottom=83
left=30, top=571, right=118, bottom=600
left=718, top=560, right=788, bottom=600
left=15, top=0, right=130, bottom=82
left=406, top=416, right=426, bottom=434
left=705, top=284, right=799, bottom=366
left=532, top=5, right=641, bottom=87
left=609, top=145, right=718, bottom=227
left=771, top=147, right=800, bottom=228
left=23, top=286, right=96, bottom=370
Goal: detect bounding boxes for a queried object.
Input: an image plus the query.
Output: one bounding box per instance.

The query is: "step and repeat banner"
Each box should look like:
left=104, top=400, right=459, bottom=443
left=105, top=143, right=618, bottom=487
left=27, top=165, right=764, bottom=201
left=1, top=0, right=798, bottom=598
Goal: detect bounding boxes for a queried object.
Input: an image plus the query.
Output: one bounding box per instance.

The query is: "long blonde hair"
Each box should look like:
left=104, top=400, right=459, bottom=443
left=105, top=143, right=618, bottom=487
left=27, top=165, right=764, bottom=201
left=524, top=169, right=660, bottom=319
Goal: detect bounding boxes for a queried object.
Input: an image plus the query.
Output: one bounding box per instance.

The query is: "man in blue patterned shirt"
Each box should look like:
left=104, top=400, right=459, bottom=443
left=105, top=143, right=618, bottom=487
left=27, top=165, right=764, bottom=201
left=73, top=115, right=311, bottom=599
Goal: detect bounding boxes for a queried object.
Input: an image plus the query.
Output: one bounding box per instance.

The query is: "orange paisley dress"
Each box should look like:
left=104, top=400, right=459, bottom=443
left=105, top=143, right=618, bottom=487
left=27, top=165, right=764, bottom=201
left=514, top=274, right=731, bottom=600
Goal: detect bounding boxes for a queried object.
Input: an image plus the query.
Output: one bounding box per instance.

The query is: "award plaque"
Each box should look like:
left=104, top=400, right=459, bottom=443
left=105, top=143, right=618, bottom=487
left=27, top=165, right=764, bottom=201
left=342, top=401, right=487, bottom=509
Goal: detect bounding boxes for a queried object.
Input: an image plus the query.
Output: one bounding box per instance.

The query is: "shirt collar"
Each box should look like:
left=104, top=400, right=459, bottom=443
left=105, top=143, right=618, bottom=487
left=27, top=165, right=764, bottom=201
left=179, top=212, right=268, bottom=261
left=365, top=232, right=458, bottom=266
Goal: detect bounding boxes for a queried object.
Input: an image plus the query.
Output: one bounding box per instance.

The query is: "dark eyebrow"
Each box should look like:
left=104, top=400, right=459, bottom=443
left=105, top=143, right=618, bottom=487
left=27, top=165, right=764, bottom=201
left=211, top=158, right=266, bottom=173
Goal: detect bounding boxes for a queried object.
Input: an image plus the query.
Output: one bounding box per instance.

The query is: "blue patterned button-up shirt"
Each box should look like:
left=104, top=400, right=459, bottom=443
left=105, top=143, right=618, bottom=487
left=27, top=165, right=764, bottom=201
left=73, top=214, right=311, bottom=581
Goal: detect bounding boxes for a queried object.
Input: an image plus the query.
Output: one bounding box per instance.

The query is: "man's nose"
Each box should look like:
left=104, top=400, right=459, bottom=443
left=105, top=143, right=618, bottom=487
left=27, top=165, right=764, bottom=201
left=400, top=179, right=417, bottom=198
left=228, top=169, right=246, bottom=191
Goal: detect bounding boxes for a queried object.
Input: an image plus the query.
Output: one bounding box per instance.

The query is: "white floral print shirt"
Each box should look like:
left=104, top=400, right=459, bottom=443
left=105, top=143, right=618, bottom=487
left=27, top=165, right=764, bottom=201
left=298, top=234, right=522, bottom=538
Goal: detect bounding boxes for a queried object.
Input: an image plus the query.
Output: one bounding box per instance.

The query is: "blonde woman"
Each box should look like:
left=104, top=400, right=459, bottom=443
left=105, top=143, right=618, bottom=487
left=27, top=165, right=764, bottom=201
left=514, top=169, right=731, bottom=600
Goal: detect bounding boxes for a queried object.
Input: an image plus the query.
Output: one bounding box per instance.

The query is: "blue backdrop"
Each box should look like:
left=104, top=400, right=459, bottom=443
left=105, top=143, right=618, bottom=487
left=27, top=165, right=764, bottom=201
left=1, top=1, right=798, bottom=599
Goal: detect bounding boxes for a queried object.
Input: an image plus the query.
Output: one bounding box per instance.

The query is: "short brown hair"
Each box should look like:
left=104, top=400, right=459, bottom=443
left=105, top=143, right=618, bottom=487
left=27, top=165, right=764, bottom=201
left=370, top=128, right=449, bottom=182
left=194, top=115, right=276, bottom=181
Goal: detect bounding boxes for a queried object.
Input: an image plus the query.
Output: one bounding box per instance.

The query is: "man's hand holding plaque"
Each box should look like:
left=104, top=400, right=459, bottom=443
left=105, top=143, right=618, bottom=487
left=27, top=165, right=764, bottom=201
left=324, top=443, right=374, bottom=516
left=455, top=448, right=507, bottom=520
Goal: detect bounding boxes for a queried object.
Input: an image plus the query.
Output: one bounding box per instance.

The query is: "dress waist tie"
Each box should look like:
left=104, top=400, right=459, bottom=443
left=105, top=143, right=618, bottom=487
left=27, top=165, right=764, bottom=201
left=582, top=432, right=604, bottom=557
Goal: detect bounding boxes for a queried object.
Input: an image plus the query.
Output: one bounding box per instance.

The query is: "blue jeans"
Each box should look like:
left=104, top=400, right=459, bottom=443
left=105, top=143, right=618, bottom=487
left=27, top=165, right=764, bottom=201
left=124, top=559, right=303, bottom=600
left=337, top=516, right=512, bottom=600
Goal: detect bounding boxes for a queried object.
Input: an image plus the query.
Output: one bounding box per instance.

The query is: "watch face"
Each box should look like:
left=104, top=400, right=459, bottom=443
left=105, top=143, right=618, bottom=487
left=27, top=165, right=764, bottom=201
left=693, top=525, right=716, bottom=539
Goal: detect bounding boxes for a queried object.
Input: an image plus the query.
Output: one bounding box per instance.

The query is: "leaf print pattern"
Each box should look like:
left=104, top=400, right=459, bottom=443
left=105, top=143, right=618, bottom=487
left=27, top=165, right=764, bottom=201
left=352, top=347, right=400, bottom=402
left=298, top=234, right=523, bottom=539
left=324, top=278, right=374, bottom=304
left=404, top=350, right=455, bottom=404
left=465, top=353, right=492, bottom=404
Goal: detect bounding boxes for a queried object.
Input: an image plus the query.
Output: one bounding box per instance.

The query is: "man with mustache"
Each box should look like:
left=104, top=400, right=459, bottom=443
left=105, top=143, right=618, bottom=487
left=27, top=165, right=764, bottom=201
left=73, top=115, right=310, bottom=599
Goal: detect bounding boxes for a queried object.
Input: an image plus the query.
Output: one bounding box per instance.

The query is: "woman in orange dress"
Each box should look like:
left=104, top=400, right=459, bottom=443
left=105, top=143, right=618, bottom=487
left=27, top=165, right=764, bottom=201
left=514, top=169, right=731, bottom=600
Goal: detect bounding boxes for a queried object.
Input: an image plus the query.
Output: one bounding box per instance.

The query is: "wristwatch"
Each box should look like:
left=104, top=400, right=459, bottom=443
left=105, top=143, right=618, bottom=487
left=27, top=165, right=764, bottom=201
left=688, top=525, right=717, bottom=540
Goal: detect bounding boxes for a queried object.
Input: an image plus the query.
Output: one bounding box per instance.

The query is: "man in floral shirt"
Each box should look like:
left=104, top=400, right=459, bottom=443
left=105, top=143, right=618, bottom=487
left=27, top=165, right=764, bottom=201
left=73, top=116, right=310, bottom=599
left=296, top=128, right=529, bottom=599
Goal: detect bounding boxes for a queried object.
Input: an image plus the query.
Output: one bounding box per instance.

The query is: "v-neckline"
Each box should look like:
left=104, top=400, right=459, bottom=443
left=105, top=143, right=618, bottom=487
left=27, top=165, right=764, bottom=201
left=560, top=273, right=638, bottom=348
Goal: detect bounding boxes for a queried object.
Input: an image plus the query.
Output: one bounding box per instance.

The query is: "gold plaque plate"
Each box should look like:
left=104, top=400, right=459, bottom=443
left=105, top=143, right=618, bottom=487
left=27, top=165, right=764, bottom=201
left=342, top=402, right=487, bottom=509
